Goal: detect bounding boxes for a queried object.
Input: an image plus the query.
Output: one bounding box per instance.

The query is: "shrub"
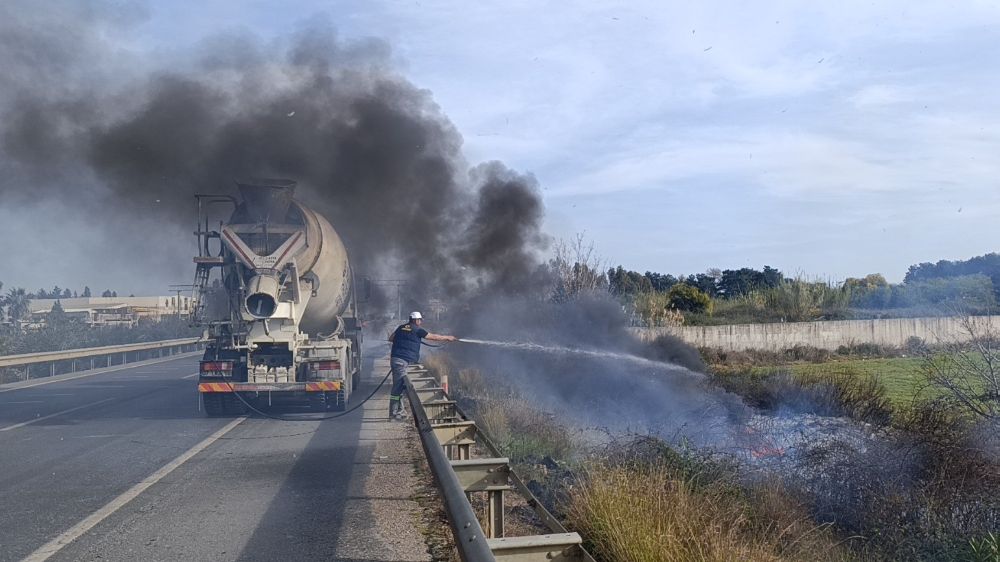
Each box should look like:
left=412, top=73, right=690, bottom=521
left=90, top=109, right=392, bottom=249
left=632, top=291, right=685, bottom=327
left=709, top=368, right=893, bottom=425
left=969, top=532, right=999, bottom=562
left=566, top=461, right=844, bottom=562
left=667, top=283, right=713, bottom=314
left=904, top=336, right=930, bottom=356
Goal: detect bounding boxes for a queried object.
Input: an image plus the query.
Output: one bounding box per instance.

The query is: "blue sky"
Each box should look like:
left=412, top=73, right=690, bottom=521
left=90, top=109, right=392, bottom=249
left=4, top=1, right=1000, bottom=292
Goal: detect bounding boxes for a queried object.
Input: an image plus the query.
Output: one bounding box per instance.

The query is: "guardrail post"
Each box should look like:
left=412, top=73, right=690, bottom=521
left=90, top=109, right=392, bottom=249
left=423, top=400, right=460, bottom=424
left=451, top=458, right=512, bottom=539
left=433, top=421, right=477, bottom=460
left=488, top=490, right=504, bottom=539
left=488, top=534, right=587, bottom=561
left=416, top=386, right=448, bottom=403
left=408, top=377, right=439, bottom=390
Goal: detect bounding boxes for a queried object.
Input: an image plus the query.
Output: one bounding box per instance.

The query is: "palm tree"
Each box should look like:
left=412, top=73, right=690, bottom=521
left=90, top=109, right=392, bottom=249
left=5, top=288, right=31, bottom=328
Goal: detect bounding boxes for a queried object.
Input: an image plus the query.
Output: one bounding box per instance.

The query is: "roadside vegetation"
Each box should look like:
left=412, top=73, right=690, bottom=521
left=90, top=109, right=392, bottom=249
left=425, top=352, right=855, bottom=561
left=567, top=456, right=848, bottom=562
left=419, top=239, right=999, bottom=561
left=700, top=320, right=999, bottom=561
left=425, top=319, right=1000, bottom=562
left=609, top=251, right=1000, bottom=326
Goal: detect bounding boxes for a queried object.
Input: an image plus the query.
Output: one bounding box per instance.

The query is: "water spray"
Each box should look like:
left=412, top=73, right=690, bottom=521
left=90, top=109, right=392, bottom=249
left=457, top=338, right=679, bottom=370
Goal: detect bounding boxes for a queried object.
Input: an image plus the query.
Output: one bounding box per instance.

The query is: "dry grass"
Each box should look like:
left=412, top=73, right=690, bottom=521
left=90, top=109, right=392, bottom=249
left=420, top=353, right=452, bottom=383
left=423, top=354, right=578, bottom=462
left=566, top=464, right=847, bottom=562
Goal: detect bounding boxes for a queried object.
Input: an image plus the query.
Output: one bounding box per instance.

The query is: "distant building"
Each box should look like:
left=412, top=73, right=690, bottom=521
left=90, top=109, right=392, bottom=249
left=25, top=296, right=194, bottom=329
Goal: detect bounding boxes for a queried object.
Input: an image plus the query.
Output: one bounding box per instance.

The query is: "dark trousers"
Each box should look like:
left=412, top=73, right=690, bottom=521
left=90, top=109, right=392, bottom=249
left=389, top=357, right=409, bottom=415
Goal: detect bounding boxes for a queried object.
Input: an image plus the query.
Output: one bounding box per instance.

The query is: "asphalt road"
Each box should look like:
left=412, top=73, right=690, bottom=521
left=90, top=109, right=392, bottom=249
left=0, top=346, right=432, bottom=562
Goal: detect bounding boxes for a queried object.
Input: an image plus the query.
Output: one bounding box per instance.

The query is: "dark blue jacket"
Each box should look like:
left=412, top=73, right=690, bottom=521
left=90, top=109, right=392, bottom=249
left=391, top=322, right=428, bottom=363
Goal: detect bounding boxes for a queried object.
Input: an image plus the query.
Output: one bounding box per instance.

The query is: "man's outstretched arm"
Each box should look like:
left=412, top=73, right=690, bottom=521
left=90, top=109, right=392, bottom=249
left=425, top=332, right=457, bottom=342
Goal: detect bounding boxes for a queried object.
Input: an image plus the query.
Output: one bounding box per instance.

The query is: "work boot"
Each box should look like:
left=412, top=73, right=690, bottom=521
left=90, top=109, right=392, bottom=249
left=388, top=402, right=398, bottom=419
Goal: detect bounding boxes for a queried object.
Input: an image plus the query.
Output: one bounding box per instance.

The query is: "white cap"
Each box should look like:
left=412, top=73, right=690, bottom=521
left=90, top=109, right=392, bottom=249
left=409, top=311, right=423, bottom=320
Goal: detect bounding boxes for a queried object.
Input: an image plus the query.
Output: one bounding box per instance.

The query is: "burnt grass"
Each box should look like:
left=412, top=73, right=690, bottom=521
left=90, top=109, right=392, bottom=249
left=702, top=345, right=1000, bottom=561
left=428, top=345, right=1000, bottom=562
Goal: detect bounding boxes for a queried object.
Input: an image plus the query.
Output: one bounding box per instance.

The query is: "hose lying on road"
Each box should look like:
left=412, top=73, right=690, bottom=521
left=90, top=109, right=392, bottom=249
left=219, top=368, right=393, bottom=422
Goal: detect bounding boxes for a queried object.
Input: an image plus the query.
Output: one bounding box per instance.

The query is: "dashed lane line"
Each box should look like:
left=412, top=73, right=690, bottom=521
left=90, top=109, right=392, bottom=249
left=0, top=398, right=117, bottom=432
left=20, top=416, right=247, bottom=562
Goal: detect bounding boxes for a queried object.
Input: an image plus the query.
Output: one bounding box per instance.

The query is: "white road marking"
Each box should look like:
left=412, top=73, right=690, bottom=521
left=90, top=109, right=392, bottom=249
left=3, top=400, right=44, bottom=404
left=0, top=398, right=117, bottom=432
left=21, top=417, right=246, bottom=562
left=181, top=372, right=199, bottom=379
left=0, top=354, right=197, bottom=394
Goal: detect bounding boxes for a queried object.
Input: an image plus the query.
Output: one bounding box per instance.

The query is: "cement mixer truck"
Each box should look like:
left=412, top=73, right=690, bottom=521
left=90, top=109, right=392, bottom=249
left=189, top=179, right=363, bottom=415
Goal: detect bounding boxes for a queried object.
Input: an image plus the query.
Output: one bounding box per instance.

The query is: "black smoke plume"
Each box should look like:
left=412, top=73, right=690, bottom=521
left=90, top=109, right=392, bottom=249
left=0, top=7, right=546, bottom=298
left=0, top=3, right=737, bottom=446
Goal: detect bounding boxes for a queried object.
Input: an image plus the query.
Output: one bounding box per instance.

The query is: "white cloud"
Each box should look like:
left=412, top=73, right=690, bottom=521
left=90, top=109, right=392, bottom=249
left=39, top=0, right=1000, bottom=281
left=849, top=84, right=913, bottom=108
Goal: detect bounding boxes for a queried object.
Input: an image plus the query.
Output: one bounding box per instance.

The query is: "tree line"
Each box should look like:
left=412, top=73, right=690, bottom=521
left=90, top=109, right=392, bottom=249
left=904, top=252, right=1000, bottom=295
left=0, top=281, right=128, bottom=326
left=25, top=286, right=122, bottom=299
left=555, top=249, right=1000, bottom=326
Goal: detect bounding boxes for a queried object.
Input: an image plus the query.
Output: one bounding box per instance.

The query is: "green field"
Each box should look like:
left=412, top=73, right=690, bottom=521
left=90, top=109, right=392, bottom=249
left=740, top=356, right=932, bottom=410
left=786, top=357, right=930, bottom=408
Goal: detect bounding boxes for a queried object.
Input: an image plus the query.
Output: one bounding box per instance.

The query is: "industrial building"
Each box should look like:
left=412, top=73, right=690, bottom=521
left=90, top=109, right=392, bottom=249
left=23, top=296, right=193, bottom=329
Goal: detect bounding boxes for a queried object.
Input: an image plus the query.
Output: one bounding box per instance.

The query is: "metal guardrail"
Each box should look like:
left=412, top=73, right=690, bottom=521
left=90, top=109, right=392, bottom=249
left=403, top=365, right=595, bottom=562
left=0, top=338, right=203, bottom=381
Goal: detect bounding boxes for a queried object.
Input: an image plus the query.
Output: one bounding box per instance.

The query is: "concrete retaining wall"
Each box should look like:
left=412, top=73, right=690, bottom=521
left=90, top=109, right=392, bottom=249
left=630, top=316, right=1000, bottom=351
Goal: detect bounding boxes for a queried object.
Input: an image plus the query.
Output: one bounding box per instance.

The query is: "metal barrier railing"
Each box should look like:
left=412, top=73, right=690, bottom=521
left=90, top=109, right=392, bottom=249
left=403, top=364, right=595, bottom=562
left=0, top=338, right=204, bottom=382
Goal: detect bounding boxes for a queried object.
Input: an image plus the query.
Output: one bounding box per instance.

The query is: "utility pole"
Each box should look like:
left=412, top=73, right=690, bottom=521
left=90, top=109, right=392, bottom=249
left=372, top=279, right=407, bottom=321
left=168, top=284, right=197, bottom=320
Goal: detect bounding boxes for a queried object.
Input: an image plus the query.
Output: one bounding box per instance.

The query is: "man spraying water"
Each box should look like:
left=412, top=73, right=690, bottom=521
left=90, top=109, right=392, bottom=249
left=387, top=311, right=457, bottom=419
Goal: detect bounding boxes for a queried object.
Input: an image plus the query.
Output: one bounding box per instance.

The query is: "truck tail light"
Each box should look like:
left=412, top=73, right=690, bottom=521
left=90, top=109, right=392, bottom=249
left=311, top=361, right=340, bottom=371
left=201, top=361, right=234, bottom=373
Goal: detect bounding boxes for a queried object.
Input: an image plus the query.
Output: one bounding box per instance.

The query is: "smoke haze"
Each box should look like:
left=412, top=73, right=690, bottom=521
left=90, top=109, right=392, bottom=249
left=0, top=4, right=546, bottom=297
left=0, top=1, right=750, bottom=448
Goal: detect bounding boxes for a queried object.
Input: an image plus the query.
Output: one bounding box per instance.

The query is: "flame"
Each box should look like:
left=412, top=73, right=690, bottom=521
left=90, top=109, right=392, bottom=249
left=750, top=446, right=787, bottom=459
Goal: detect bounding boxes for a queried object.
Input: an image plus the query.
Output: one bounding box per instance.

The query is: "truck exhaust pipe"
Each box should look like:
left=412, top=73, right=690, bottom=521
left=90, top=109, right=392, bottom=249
left=245, top=274, right=281, bottom=318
